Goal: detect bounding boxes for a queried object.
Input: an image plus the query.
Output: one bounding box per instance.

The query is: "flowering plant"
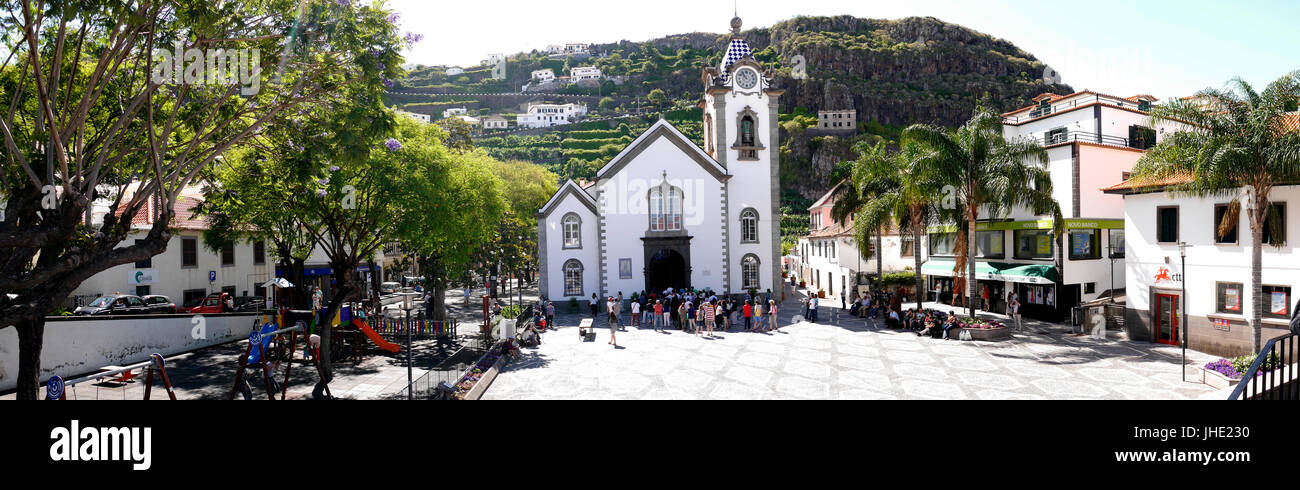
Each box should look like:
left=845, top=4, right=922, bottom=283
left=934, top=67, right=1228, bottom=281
left=955, top=317, right=1005, bottom=330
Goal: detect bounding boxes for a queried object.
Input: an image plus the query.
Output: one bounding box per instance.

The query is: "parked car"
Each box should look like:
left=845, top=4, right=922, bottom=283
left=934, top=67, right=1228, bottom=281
left=234, top=295, right=266, bottom=312
left=187, top=293, right=234, bottom=314
left=141, top=295, right=178, bottom=314
left=74, top=295, right=148, bottom=316
left=380, top=282, right=400, bottom=295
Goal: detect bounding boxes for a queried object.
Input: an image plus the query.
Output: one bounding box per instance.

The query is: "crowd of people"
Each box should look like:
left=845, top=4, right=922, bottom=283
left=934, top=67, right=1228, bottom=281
left=530, top=288, right=785, bottom=347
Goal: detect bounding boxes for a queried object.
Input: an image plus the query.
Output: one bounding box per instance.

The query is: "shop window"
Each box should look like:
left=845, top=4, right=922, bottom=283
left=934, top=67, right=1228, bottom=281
left=1263, top=285, right=1292, bottom=319
left=135, top=239, right=152, bottom=268
left=1108, top=229, right=1126, bottom=258
left=135, top=285, right=151, bottom=297
left=1013, top=229, right=1054, bottom=260
left=976, top=230, right=1005, bottom=259
left=1216, top=282, right=1244, bottom=314
left=221, top=244, right=235, bottom=266
left=1157, top=206, right=1179, bottom=243
left=1213, top=204, right=1238, bottom=244
left=1068, top=229, right=1101, bottom=260
left=929, top=232, right=958, bottom=256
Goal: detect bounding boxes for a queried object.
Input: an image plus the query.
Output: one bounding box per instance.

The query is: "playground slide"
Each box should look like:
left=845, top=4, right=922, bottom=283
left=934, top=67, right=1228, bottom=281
left=351, top=319, right=402, bottom=353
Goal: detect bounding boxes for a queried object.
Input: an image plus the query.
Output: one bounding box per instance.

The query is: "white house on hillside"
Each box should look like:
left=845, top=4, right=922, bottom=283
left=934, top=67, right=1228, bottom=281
left=516, top=102, right=587, bottom=129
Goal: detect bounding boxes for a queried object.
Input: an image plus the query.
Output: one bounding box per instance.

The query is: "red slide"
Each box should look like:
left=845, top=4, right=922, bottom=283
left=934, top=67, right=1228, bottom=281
left=351, top=319, right=401, bottom=353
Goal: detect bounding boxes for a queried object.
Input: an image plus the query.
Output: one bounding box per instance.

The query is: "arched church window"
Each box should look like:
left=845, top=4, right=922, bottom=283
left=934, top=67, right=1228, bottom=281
left=562, top=213, right=582, bottom=249
left=740, top=208, right=759, bottom=243
left=648, top=186, right=684, bottom=232
left=741, top=254, right=761, bottom=290
left=563, top=260, right=584, bottom=296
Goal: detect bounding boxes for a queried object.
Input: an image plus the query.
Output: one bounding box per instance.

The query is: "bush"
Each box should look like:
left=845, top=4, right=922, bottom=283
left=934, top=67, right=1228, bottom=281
left=567, top=297, right=580, bottom=314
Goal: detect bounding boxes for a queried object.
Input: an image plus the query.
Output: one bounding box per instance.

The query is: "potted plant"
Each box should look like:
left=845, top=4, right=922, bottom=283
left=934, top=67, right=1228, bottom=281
left=818, top=290, right=826, bottom=298
left=567, top=297, right=579, bottom=314
left=799, top=281, right=806, bottom=288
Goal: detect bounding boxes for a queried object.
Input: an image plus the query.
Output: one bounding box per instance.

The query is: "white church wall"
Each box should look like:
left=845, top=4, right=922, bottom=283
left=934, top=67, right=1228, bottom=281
left=540, top=193, right=599, bottom=301
left=597, top=134, right=727, bottom=296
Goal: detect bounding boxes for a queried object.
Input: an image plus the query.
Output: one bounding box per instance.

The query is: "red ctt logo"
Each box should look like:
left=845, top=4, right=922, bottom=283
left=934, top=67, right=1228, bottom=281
left=1154, top=267, right=1183, bottom=284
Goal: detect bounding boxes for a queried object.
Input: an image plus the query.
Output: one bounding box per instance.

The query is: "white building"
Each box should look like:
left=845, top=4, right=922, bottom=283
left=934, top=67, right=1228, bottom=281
left=921, top=90, right=1182, bottom=321
left=817, top=110, right=856, bottom=131
left=516, top=102, right=587, bottom=129
left=445, top=67, right=464, bottom=76
left=442, top=107, right=469, bottom=119
left=454, top=115, right=481, bottom=127
left=530, top=69, right=556, bottom=83
left=395, top=110, right=431, bottom=124
left=481, top=115, right=509, bottom=130
left=70, top=185, right=387, bottom=310
left=1103, top=113, right=1299, bottom=357
left=547, top=43, right=590, bottom=56
left=571, top=66, right=602, bottom=81
left=537, top=16, right=781, bottom=301
left=791, top=182, right=927, bottom=300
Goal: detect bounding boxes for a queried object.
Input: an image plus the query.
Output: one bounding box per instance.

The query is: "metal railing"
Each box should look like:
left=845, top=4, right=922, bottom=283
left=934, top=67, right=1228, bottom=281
left=1004, top=94, right=1151, bottom=124
left=1228, top=332, right=1298, bottom=400
left=1043, top=131, right=1139, bottom=149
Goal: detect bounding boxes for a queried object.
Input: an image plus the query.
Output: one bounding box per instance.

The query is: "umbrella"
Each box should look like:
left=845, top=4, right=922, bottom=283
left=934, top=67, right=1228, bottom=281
left=261, top=277, right=294, bottom=289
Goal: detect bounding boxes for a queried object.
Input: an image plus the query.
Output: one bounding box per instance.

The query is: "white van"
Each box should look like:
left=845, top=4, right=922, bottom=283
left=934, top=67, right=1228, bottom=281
left=380, top=282, right=401, bottom=295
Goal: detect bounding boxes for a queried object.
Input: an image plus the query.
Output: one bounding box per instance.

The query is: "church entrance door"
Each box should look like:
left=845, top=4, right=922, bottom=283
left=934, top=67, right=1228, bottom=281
left=642, top=236, right=692, bottom=294
left=647, top=249, right=688, bottom=293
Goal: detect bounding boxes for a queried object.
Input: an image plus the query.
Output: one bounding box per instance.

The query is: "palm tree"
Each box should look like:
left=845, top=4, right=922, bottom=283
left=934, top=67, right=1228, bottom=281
left=904, top=109, right=1062, bottom=319
left=841, top=141, right=948, bottom=313
left=1131, top=72, right=1300, bottom=352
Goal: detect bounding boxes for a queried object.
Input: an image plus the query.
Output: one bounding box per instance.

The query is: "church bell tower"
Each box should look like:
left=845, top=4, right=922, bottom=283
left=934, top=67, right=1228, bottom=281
left=699, top=14, right=783, bottom=296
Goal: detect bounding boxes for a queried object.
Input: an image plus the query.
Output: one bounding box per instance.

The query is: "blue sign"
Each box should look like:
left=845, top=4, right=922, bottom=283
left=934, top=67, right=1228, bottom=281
left=208, top=270, right=217, bottom=282
left=46, top=376, right=64, bottom=400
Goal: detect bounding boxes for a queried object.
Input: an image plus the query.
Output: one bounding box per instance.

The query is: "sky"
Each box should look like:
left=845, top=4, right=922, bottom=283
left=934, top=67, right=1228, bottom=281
left=386, top=0, right=1299, bottom=100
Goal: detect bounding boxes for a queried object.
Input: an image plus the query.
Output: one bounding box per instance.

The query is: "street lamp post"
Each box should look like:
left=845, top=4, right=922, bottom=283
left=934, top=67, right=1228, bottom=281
left=1107, top=242, right=1118, bottom=305
left=399, top=289, right=421, bottom=400
left=1179, top=242, right=1189, bottom=382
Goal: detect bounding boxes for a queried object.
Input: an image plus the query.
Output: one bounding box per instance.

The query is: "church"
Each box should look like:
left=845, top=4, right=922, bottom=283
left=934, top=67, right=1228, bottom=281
left=537, top=15, right=782, bottom=301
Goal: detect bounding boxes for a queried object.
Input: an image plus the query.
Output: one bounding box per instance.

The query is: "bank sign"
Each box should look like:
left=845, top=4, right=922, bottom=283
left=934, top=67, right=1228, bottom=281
left=129, top=269, right=158, bottom=286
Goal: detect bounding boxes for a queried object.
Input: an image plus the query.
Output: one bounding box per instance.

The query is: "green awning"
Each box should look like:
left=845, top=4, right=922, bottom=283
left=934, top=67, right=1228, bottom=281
left=921, top=259, right=1059, bottom=285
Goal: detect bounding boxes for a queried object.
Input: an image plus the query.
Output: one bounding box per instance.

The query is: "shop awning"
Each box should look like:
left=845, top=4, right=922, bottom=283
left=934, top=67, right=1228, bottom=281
left=921, top=259, right=1059, bottom=285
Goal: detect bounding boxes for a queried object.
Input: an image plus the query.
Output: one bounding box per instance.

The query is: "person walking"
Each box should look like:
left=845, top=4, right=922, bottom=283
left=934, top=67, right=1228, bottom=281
left=768, top=300, right=780, bottom=332
left=1011, top=296, right=1024, bottom=332
left=740, top=301, right=751, bottom=330
left=686, top=299, right=697, bottom=335
left=703, top=300, right=716, bottom=337
left=545, top=301, right=556, bottom=331
left=630, top=298, right=640, bottom=328
left=653, top=300, right=665, bottom=332
left=463, top=286, right=471, bottom=306
left=981, top=285, right=991, bottom=312
left=589, top=293, right=598, bottom=318
left=841, top=286, right=847, bottom=310
left=607, top=296, right=619, bottom=346
left=616, top=292, right=625, bottom=330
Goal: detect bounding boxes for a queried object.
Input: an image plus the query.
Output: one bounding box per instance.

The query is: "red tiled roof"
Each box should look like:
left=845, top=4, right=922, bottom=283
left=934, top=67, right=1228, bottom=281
left=113, top=192, right=211, bottom=230
left=1101, top=173, right=1194, bottom=193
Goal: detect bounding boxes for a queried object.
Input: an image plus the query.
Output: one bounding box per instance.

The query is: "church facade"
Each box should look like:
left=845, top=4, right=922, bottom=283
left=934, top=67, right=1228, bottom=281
left=537, top=16, right=782, bottom=301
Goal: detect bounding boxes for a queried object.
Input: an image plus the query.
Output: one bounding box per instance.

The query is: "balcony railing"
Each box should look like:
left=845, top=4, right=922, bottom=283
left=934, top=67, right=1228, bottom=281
left=1004, top=94, right=1150, bottom=125
left=1229, top=332, right=1298, bottom=400
left=1041, top=130, right=1153, bottom=150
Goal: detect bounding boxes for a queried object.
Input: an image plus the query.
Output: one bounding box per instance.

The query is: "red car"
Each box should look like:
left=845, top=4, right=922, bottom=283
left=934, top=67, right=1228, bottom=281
left=187, top=293, right=234, bottom=314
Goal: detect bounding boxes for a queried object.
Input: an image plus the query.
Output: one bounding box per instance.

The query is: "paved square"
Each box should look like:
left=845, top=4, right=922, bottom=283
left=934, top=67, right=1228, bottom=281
left=483, top=299, right=1220, bottom=400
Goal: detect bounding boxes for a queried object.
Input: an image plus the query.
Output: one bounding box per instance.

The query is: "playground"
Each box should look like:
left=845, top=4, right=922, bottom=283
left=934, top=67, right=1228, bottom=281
left=2, top=283, right=519, bottom=401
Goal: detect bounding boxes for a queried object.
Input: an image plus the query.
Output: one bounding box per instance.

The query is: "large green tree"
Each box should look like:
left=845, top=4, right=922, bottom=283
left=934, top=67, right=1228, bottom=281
left=840, top=141, right=948, bottom=312
left=904, top=109, right=1062, bottom=319
left=0, top=0, right=400, bottom=399
left=1131, top=71, right=1300, bottom=352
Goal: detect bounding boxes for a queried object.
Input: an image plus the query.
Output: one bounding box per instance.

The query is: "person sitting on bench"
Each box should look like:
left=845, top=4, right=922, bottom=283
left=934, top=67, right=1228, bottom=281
left=942, top=312, right=960, bottom=340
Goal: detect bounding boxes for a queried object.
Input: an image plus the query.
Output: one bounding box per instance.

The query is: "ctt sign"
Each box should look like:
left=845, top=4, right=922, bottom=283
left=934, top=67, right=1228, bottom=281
left=129, top=269, right=158, bottom=286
